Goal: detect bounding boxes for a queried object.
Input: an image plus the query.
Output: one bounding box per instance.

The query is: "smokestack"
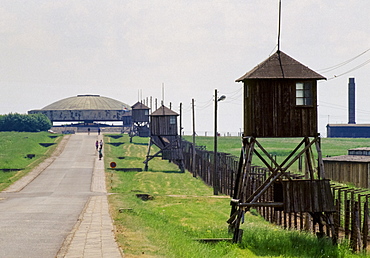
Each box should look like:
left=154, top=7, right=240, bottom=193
left=348, top=77, right=356, bottom=124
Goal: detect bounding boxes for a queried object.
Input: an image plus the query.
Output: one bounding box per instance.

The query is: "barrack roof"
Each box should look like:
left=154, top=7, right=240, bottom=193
left=323, top=155, right=370, bottom=163
left=327, top=124, right=370, bottom=127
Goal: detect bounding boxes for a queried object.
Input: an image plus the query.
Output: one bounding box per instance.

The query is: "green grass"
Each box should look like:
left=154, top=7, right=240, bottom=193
left=0, top=131, right=63, bottom=190
left=0, top=132, right=367, bottom=256
left=105, top=134, right=363, bottom=257
left=184, top=136, right=370, bottom=172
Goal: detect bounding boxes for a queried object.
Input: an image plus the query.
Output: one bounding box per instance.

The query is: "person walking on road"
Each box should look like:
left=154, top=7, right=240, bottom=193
left=98, top=128, right=101, bottom=135
left=98, top=148, right=103, bottom=160
left=99, top=140, right=103, bottom=150
left=95, top=140, right=99, bottom=151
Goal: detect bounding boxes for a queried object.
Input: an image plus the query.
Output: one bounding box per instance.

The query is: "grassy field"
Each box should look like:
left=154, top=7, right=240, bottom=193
left=0, top=131, right=62, bottom=190
left=104, top=134, right=364, bottom=257
left=183, top=136, right=370, bottom=172
left=0, top=132, right=367, bottom=257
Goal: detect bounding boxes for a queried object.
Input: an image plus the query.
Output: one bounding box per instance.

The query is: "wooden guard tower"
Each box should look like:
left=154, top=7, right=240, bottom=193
left=228, top=50, right=336, bottom=243
left=144, top=105, right=184, bottom=172
left=129, top=102, right=150, bottom=142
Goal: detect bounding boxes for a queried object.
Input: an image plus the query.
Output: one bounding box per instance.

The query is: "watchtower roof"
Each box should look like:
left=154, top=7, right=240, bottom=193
left=151, top=105, right=178, bottom=116
left=132, top=102, right=150, bottom=110
left=236, top=51, right=326, bottom=81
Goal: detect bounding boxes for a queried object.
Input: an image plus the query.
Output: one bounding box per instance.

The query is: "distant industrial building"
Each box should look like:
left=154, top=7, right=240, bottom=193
left=327, top=124, right=370, bottom=138
left=326, top=77, right=370, bottom=137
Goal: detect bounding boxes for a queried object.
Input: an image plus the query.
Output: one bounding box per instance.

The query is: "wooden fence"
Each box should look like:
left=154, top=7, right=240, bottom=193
left=181, top=140, right=239, bottom=196
left=180, top=139, right=370, bottom=251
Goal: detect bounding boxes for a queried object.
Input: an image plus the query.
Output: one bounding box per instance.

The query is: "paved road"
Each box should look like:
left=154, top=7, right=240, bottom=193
left=0, top=133, right=121, bottom=258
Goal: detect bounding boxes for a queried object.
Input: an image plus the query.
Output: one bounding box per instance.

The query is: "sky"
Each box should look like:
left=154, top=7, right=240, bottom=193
left=1, top=0, right=370, bottom=137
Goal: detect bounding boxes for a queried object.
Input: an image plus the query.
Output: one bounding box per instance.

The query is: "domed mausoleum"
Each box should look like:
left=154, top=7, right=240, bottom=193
left=28, top=94, right=131, bottom=125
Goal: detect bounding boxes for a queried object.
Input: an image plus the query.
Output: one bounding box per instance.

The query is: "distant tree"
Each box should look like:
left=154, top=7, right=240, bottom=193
left=0, top=113, right=52, bottom=132
left=31, top=113, right=52, bottom=131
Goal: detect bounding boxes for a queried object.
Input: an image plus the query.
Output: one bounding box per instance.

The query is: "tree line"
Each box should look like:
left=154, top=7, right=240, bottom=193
left=0, top=113, right=52, bottom=132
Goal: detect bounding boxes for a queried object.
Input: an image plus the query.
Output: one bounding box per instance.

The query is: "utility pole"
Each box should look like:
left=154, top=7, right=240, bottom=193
left=192, top=98, right=196, bottom=177
left=213, top=89, right=219, bottom=195
left=213, top=90, right=226, bottom=195
left=179, top=102, right=183, bottom=138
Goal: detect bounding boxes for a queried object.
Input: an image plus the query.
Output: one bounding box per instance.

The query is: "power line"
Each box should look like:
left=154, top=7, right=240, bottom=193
left=320, top=100, right=370, bottom=115
left=196, top=97, right=213, bottom=104
left=318, top=47, right=370, bottom=73
left=327, top=58, right=370, bottom=80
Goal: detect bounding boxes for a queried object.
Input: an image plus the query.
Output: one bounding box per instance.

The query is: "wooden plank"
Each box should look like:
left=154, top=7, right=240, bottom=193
left=284, top=180, right=291, bottom=212
left=315, top=139, right=325, bottom=178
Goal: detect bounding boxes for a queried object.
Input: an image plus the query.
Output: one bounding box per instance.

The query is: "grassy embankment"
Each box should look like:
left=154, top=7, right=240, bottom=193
left=0, top=131, right=62, bottom=191
left=104, top=134, right=366, bottom=257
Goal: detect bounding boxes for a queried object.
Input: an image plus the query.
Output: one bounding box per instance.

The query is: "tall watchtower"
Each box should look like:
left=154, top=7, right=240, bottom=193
left=129, top=102, right=150, bottom=142
left=144, top=105, right=184, bottom=172
left=228, top=50, right=336, bottom=242
left=239, top=51, right=324, bottom=138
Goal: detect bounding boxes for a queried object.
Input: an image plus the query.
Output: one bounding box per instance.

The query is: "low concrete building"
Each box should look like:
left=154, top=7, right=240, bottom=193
left=28, top=94, right=131, bottom=125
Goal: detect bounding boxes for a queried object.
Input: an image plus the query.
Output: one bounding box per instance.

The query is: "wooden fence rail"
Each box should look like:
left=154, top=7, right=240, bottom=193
left=180, top=139, right=370, bottom=251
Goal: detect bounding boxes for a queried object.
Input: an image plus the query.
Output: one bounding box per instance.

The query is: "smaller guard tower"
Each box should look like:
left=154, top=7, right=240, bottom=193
left=228, top=50, right=336, bottom=243
left=144, top=105, right=184, bottom=172
left=129, top=102, right=150, bottom=142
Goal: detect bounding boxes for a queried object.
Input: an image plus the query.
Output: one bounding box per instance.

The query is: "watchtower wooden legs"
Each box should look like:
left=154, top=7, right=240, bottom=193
left=143, top=136, right=185, bottom=172
left=144, top=138, right=152, bottom=171
left=228, top=136, right=336, bottom=243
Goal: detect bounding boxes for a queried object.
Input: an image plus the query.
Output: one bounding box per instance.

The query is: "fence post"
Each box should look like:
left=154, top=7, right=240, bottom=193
left=358, top=194, right=362, bottom=232
left=363, top=196, right=369, bottom=251
left=299, top=212, right=303, bottom=231
left=344, top=191, right=350, bottom=238
left=351, top=202, right=362, bottom=252
left=334, top=199, right=340, bottom=243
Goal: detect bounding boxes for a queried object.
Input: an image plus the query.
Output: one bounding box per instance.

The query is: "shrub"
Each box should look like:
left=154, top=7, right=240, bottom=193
left=0, top=113, right=52, bottom=132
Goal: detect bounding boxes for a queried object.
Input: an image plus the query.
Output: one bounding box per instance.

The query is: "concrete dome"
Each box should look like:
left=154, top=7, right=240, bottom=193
left=42, top=94, right=130, bottom=110
left=28, top=94, right=132, bottom=123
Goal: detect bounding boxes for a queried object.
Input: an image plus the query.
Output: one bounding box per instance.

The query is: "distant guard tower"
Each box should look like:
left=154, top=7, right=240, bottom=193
left=228, top=51, right=336, bottom=242
left=129, top=102, right=150, bottom=142
left=144, top=105, right=184, bottom=172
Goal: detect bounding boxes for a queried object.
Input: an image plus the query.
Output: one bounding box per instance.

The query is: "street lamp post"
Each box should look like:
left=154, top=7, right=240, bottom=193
left=213, top=89, right=226, bottom=195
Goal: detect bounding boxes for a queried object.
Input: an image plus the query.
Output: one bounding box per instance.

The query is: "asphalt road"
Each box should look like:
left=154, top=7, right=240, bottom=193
left=0, top=134, right=100, bottom=258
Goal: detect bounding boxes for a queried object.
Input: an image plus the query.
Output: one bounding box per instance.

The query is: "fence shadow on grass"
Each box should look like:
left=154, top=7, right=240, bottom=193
left=148, top=169, right=184, bottom=174
left=132, top=142, right=149, bottom=146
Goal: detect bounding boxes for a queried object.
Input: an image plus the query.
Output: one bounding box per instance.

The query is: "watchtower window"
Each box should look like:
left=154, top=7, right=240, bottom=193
left=296, top=82, right=313, bottom=106
left=169, top=116, right=176, bottom=125
left=145, top=110, right=149, bottom=115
